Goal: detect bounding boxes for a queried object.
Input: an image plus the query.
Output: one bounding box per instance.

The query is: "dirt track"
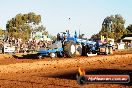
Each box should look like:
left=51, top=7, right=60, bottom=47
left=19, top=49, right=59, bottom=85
left=0, top=51, right=132, bottom=88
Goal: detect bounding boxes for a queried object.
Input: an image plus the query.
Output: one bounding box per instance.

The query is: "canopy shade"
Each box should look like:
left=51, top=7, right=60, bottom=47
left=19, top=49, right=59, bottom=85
left=122, top=37, right=132, bottom=40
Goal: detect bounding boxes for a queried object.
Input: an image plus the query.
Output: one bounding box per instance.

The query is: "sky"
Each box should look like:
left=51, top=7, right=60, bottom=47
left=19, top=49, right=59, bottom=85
left=0, top=0, right=132, bottom=38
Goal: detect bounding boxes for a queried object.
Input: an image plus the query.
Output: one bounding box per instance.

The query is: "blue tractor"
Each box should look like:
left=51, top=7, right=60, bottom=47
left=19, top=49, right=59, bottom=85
left=37, top=30, right=77, bottom=58
left=37, top=30, right=112, bottom=58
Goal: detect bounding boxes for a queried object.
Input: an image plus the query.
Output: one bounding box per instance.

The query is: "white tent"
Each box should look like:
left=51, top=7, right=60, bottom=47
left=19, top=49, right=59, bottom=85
left=122, top=37, right=132, bottom=41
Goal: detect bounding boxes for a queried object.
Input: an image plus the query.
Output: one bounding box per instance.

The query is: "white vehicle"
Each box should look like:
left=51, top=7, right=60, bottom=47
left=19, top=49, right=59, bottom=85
left=4, top=44, right=15, bottom=54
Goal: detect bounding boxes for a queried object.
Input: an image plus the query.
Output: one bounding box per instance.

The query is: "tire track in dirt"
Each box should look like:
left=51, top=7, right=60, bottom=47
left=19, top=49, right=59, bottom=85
left=0, top=53, right=132, bottom=88
left=0, top=54, right=132, bottom=75
left=0, top=77, right=79, bottom=88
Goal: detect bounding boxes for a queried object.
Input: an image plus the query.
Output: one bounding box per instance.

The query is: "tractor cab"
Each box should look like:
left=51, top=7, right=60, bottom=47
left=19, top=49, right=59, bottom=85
left=57, top=32, right=67, bottom=42
left=57, top=30, right=78, bottom=43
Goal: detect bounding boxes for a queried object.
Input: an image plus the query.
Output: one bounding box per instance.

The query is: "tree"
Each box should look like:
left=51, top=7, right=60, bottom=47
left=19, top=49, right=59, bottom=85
left=50, top=35, right=57, bottom=41
left=91, top=14, right=127, bottom=41
left=79, top=34, right=85, bottom=39
left=6, top=12, right=41, bottom=42
left=0, top=29, right=4, bottom=35
left=90, top=33, right=100, bottom=40
left=126, top=24, right=132, bottom=33
left=33, top=25, right=46, bottom=33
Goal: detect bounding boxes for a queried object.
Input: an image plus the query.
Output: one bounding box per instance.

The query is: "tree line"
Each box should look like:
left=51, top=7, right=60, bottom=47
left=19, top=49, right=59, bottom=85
left=0, top=12, right=56, bottom=42
left=0, top=13, right=132, bottom=42
left=91, top=14, right=132, bottom=42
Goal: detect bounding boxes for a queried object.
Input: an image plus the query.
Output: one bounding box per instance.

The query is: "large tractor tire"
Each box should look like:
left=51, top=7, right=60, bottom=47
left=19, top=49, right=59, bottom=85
left=76, top=44, right=82, bottom=56
left=63, top=41, right=76, bottom=58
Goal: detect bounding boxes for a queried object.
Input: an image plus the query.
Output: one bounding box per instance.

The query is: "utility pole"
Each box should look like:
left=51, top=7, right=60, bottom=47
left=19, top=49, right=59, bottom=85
left=79, top=24, right=81, bottom=38
left=68, top=17, right=71, bottom=31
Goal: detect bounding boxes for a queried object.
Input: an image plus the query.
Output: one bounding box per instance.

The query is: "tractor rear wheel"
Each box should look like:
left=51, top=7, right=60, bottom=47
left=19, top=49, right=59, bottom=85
left=64, top=41, right=76, bottom=58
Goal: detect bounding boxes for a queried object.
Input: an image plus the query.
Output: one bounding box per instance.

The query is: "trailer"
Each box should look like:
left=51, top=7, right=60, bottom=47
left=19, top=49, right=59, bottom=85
left=37, top=40, right=76, bottom=58
left=38, top=47, right=63, bottom=58
left=98, top=44, right=113, bottom=55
